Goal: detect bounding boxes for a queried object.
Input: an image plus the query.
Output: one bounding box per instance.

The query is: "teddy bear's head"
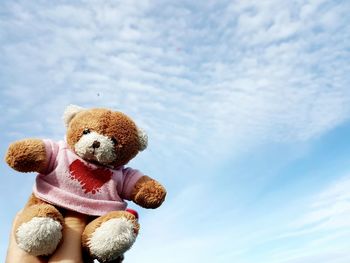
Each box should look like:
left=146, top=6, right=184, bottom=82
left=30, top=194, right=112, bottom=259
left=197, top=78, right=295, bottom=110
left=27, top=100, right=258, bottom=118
left=63, top=105, right=148, bottom=167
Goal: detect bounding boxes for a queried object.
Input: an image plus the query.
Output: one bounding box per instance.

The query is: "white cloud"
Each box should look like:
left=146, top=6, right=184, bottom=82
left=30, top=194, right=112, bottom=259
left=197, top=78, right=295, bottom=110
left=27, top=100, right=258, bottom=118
left=1, top=0, right=350, bottom=262
left=124, top=175, right=350, bottom=263
left=264, top=175, right=350, bottom=263
left=1, top=0, right=349, bottom=162
left=294, top=176, right=350, bottom=231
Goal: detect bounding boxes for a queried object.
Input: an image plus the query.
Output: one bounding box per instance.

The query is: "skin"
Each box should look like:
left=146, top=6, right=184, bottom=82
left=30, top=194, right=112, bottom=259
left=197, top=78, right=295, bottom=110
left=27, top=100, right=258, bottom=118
left=7, top=211, right=124, bottom=263
left=5, top=107, right=166, bottom=262
left=6, top=210, right=89, bottom=263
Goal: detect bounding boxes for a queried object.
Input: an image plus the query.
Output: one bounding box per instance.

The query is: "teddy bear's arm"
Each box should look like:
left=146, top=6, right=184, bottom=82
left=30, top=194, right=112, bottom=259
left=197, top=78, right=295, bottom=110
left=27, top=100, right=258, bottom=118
left=131, top=176, right=166, bottom=209
left=5, top=139, right=48, bottom=173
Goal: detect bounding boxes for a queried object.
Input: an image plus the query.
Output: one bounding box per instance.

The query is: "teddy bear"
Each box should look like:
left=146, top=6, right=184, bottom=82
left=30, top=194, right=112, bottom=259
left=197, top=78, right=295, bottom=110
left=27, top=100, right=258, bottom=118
left=5, top=105, right=166, bottom=262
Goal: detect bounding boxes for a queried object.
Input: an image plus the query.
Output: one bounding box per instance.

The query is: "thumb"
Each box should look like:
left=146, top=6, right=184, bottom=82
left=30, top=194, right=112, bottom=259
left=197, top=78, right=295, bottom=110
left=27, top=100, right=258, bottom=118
left=49, top=211, right=88, bottom=263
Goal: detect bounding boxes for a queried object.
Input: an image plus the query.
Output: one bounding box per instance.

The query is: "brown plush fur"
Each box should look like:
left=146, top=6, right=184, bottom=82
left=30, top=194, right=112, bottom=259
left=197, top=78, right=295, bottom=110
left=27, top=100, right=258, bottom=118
left=15, top=195, right=64, bottom=246
left=5, top=139, right=47, bottom=173
left=15, top=195, right=64, bottom=228
left=25, top=193, right=47, bottom=207
left=5, top=106, right=166, bottom=261
left=131, top=176, right=167, bottom=209
left=67, top=109, right=141, bottom=167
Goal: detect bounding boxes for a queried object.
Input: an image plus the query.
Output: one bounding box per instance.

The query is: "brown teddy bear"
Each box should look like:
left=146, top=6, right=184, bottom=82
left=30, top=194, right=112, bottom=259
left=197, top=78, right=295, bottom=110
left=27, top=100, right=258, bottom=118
left=5, top=105, right=166, bottom=262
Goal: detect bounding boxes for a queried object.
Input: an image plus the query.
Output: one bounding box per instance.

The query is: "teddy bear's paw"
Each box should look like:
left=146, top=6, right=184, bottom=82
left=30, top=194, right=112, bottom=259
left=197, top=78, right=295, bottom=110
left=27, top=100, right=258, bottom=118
left=16, top=217, right=62, bottom=256
left=88, top=217, right=137, bottom=262
left=132, top=176, right=167, bottom=209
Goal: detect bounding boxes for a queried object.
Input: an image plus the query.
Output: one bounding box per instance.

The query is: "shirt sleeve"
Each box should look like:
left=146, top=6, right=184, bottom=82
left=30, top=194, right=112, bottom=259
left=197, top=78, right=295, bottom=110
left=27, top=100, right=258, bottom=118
left=120, top=167, right=144, bottom=200
left=42, top=139, right=60, bottom=174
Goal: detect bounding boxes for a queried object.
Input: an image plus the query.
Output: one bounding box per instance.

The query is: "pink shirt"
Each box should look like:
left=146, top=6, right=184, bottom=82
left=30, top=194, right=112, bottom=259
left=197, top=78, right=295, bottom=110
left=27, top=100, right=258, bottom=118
left=33, top=140, right=143, bottom=216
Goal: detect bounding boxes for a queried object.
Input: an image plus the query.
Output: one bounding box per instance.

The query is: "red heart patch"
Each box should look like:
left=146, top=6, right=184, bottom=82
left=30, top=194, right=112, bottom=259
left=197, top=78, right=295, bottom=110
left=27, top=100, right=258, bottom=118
left=69, top=159, right=113, bottom=194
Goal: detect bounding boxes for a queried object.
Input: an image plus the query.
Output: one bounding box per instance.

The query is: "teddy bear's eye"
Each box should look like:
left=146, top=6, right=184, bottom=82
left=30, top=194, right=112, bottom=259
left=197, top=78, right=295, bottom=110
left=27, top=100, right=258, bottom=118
left=83, top=129, right=91, bottom=135
left=111, top=137, right=118, bottom=145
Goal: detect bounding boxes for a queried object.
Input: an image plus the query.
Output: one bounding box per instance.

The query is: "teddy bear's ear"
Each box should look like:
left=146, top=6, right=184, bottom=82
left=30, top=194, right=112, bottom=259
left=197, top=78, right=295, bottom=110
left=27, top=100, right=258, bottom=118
left=63, top=104, right=85, bottom=127
left=137, top=128, right=148, bottom=151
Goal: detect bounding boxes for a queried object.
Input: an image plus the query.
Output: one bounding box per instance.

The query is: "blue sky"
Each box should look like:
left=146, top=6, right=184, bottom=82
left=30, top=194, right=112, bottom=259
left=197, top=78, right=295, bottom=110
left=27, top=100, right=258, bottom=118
left=1, top=0, right=350, bottom=262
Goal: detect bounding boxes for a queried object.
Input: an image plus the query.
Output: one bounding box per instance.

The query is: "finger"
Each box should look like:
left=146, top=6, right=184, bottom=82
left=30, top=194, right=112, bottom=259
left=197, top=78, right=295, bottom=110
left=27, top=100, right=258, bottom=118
left=48, top=211, right=88, bottom=263
left=6, top=211, right=47, bottom=263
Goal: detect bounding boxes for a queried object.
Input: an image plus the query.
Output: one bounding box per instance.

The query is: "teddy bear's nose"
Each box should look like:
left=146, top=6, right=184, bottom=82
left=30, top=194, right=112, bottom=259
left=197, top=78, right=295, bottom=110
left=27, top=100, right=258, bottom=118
left=92, top=140, right=100, bottom=149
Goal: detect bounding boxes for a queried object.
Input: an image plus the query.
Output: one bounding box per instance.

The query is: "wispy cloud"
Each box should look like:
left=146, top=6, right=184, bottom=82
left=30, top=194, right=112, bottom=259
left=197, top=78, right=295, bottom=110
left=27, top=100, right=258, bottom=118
left=261, top=175, right=350, bottom=263
left=124, top=174, right=350, bottom=263
left=294, top=177, right=350, bottom=230
left=1, top=0, right=349, bottom=162
left=1, top=0, right=350, bottom=262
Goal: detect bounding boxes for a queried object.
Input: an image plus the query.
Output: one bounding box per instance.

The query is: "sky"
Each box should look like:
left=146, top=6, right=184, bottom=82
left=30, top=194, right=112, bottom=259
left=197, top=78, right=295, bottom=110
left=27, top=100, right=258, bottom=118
left=0, top=0, right=350, bottom=262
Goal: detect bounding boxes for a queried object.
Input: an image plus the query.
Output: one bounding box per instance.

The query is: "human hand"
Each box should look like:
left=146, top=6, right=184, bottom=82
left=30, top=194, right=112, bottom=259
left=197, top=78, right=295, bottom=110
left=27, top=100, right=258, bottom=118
left=6, top=210, right=90, bottom=263
left=6, top=210, right=125, bottom=263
